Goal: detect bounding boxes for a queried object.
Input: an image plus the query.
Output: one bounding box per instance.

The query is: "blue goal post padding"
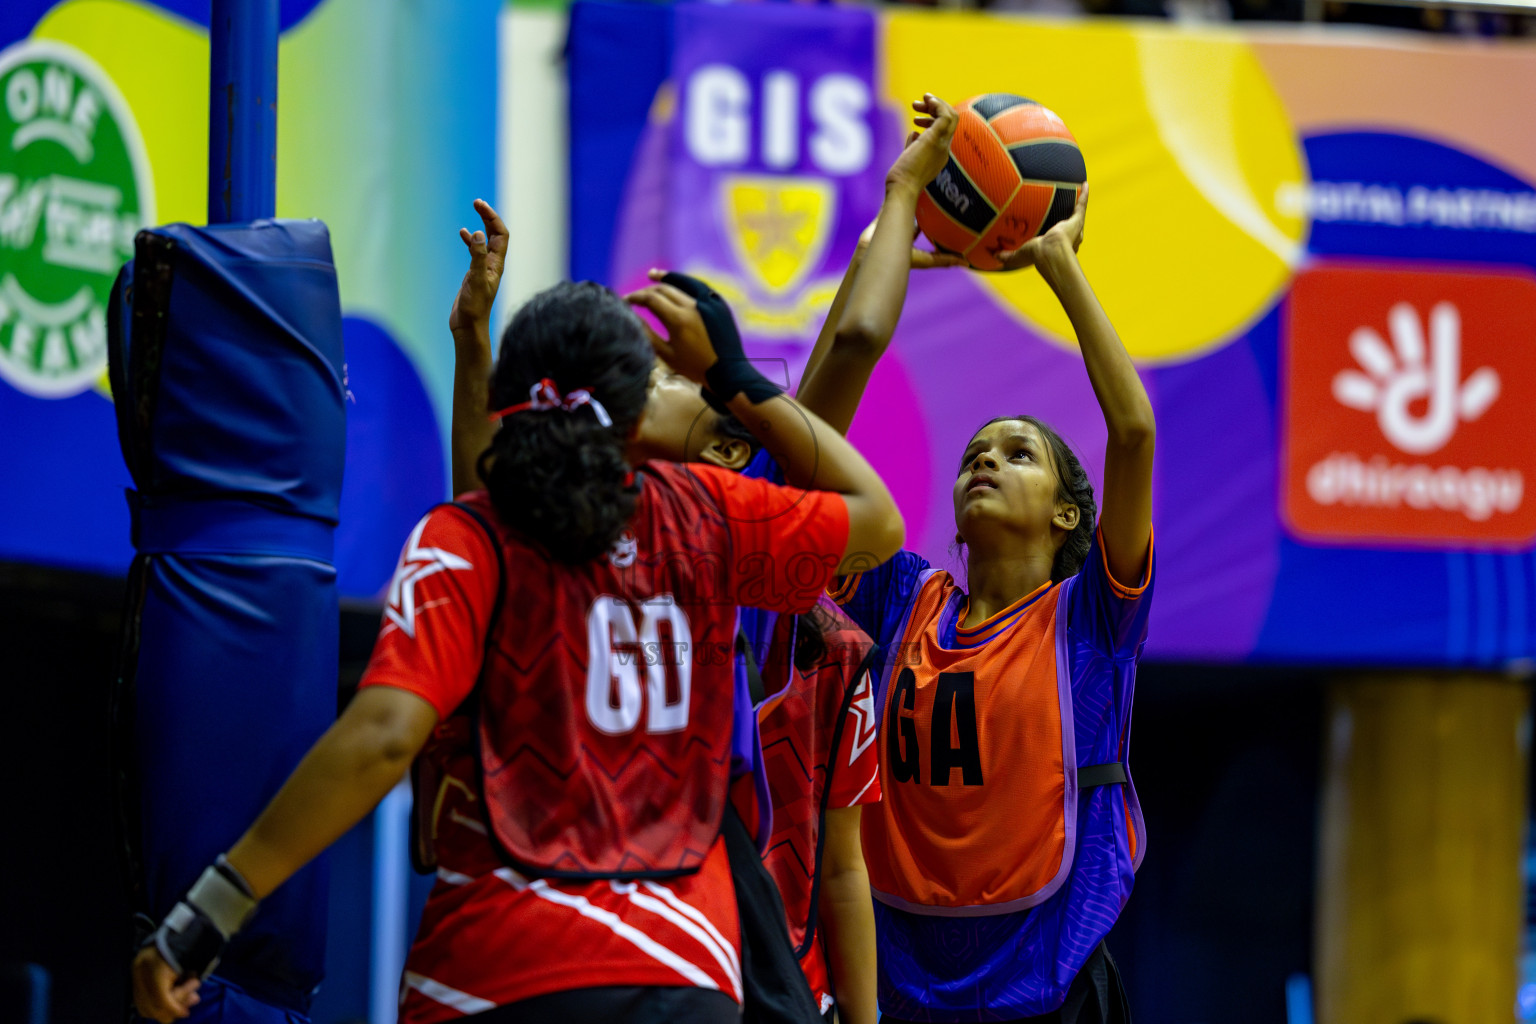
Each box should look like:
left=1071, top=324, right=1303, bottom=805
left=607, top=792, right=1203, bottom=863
left=109, top=220, right=346, bottom=1017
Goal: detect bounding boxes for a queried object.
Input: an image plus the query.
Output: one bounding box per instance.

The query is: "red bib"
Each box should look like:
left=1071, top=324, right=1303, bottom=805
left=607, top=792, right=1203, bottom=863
left=451, top=486, right=738, bottom=878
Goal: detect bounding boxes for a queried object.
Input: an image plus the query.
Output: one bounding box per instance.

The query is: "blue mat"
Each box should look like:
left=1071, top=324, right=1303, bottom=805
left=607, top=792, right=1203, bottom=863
left=110, top=220, right=346, bottom=1018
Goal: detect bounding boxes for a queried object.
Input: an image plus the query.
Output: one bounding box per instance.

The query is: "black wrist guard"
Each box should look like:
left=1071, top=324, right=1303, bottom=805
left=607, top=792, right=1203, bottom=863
left=659, top=272, right=780, bottom=409
left=149, top=854, right=258, bottom=981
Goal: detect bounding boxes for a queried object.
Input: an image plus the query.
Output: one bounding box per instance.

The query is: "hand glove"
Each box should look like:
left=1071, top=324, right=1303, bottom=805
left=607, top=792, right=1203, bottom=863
left=659, top=272, right=781, bottom=411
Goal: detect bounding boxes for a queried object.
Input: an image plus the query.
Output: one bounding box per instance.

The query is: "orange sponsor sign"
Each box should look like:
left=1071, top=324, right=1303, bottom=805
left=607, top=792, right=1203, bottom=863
left=1283, top=263, right=1536, bottom=547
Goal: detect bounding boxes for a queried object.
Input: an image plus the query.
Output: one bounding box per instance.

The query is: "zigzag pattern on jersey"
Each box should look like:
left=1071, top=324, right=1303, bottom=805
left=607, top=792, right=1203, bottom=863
left=757, top=611, right=829, bottom=950
left=761, top=731, right=820, bottom=884
left=757, top=602, right=872, bottom=957
left=462, top=466, right=746, bottom=878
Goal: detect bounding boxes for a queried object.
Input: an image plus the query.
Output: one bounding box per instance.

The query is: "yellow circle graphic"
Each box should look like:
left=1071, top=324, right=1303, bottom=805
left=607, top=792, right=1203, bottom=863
left=884, top=15, right=1309, bottom=364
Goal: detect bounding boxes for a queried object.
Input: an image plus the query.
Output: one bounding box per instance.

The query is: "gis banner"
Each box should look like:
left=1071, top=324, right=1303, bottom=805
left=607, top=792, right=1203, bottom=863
left=602, top=2, right=888, bottom=376
left=570, top=2, right=1536, bottom=666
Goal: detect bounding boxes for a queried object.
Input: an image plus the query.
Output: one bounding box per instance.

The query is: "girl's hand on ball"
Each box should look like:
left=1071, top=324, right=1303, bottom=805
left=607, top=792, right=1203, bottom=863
left=624, top=272, right=718, bottom=383
left=448, top=198, right=509, bottom=333
left=998, top=182, right=1089, bottom=274
left=885, top=93, right=958, bottom=200
left=858, top=217, right=965, bottom=271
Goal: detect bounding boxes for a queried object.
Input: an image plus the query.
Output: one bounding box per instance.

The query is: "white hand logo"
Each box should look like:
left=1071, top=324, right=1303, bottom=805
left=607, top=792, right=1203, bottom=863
left=1331, top=301, right=1500, bottom=455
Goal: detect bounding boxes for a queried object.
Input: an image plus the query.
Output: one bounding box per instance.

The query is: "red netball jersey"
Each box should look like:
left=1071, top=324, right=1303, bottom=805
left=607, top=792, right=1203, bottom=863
left=359, top=462, right=848, bottom=1021
left=752, top=601, right=881, bottom=1011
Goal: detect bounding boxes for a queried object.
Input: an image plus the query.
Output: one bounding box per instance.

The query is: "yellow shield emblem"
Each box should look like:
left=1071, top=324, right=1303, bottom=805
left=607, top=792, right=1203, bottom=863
left=721, top=176, right=836, bottom=297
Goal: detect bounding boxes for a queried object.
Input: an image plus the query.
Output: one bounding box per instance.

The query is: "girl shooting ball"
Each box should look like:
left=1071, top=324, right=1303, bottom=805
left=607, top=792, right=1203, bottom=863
left=132, top=205, right=904, bottom=1024
left=803, top=93, right=1155, bottom=1024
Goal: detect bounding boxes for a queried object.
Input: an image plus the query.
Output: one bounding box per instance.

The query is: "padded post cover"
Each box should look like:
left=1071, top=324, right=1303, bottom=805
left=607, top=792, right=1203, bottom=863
left=109, top=219, right=344, bottom=1017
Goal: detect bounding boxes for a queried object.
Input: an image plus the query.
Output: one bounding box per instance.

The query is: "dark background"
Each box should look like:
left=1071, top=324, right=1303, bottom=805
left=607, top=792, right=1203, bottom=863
left=1, top=563, right=1329, bottom=1024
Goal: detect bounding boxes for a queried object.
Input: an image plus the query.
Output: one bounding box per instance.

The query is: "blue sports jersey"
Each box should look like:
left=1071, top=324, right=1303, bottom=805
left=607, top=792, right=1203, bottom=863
left=731, top=449, right=793, bottom=849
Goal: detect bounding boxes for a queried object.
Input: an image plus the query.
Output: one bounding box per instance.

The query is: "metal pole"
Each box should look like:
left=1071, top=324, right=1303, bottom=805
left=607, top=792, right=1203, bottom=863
left=208, top=0, right=279, bottom=223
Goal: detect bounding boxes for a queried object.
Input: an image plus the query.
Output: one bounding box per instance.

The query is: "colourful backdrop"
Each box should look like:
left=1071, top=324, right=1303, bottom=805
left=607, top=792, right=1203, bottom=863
left=570, top=1, right=1536, bottom=665
left=0, top=0, right=499, bottom=598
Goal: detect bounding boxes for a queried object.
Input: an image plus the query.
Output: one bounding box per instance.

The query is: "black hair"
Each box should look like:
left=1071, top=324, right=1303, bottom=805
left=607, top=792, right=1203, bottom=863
left=968, top=414, right=1097, bottom=583
left=478, top=281, right=653, bottom=563
left=792, top=603, right=830, bottom=674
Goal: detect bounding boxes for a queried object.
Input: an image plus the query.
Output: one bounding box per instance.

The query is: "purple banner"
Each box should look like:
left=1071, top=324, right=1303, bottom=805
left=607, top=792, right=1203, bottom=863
left=613, top=5, right=884, bottom=363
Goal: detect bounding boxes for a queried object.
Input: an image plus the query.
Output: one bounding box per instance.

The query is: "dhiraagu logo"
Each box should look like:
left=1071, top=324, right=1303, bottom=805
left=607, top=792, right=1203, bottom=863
left=0, top=39, right=153, bottom=398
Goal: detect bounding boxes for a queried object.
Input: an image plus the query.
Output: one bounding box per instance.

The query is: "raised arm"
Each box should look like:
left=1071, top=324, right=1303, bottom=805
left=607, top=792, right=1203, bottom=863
left=796, top=95, right=961, bottom=436
left=626, top=279, right=904, bottom=573
left=448, top=199, right=508, bottom=495
left=1004, top=185, right=1154, bottom=584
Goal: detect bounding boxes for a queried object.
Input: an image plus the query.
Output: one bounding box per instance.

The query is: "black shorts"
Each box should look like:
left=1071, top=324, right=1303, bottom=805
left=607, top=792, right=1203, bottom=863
left=462, top=985, right=739, bottom=1024
left=881, top=943, right=1131, bottom=1024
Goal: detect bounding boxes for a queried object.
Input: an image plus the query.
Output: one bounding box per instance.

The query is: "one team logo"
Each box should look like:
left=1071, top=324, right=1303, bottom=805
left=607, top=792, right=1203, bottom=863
left=0, top=39, right=153, bottom=398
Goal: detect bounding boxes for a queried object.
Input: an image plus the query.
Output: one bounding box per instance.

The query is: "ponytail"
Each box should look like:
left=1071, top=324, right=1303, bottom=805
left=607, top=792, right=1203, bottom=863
left=481, top=282, right=652, bottom=563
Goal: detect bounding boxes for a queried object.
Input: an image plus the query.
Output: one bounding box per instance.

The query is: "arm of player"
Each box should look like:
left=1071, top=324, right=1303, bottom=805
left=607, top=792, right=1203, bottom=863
left=626, top=283, right=904, bottom=573
left=818, top=806, right=878, bottom=1024
left=796, top=235, right=865, bottom=397
left=1007, top=185, right=1155, bottom=586
left=448, top=199, right=508, bottom=495
left=131, top=687, right=439, bottom=1022
left=797, top=95, right=962, bottom=436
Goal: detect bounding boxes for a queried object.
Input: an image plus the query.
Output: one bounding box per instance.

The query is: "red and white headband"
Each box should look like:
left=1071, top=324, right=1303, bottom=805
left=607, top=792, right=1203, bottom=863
left=488, top=377, right=612, bottom=428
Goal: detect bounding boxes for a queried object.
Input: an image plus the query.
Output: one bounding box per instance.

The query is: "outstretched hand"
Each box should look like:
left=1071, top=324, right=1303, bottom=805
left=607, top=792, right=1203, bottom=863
left=448, top=198, right=508, bottom=334
left=857, top=219, right=964, bottom=271
left=132, top=946, right=200, bottom=1022
left=885, top=93, right=959, bottom=200
left=624, top=270, right=717, bottom=383
left=997, top=182, right=1088, bottom=273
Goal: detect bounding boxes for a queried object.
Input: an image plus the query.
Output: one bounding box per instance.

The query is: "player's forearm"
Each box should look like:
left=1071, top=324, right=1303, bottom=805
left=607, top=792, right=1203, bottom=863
left=835, top=188, right=919, bottom=350
left=797, top=193, right=918, bottom=436
left=820, top=860, right=879, bottom=1024
left=724, top=391, right=903, bottom=567
left=225, top=689, right=435, bottom=899
left=1036, top=245, right=1154, bottom=449
left=725, top=391, right=876, bottom=500
left=451, top=324, right=496, bottom=495
left=799, top=242, right=866, bottom=391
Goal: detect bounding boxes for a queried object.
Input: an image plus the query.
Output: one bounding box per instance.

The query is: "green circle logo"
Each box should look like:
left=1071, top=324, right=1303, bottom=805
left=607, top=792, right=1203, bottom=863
left=0, top=39, right=154, bottom=398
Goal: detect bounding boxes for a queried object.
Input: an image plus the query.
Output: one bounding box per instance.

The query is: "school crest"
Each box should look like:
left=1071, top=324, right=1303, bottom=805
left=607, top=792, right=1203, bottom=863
left=721, top=175, right=835, bottom=297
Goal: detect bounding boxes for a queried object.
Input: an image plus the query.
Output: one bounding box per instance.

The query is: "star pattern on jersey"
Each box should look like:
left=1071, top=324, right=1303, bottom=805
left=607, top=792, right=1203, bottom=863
left=385, top=518, right=474, bottom=639
left=846, top=670, right=878, bottom=766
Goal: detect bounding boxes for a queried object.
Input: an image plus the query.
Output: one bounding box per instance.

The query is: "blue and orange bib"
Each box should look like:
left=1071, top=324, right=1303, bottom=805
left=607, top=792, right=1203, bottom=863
left=833, top=530, right=1153, bottom=1018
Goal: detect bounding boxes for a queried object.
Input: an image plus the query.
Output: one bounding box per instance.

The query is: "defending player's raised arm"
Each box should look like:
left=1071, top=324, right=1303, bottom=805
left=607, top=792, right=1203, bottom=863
left=626, top=276, right=903, bottom=572
left=448, top=198, right=508, bottom=495
left=796, top=94, right=962, bottom=436
left=1004, top=185, right=1154, bottom=586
